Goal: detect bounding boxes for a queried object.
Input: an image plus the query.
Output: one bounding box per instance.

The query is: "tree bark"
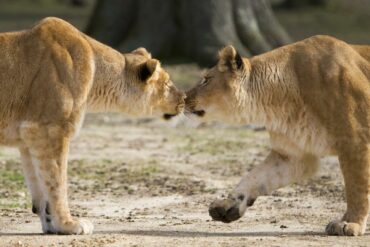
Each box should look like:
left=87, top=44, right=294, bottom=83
left=176, top=0, right=251, bottom=65
left=86, top=0, right=292, bottom=66
left=118, top=0, right=177, bottom=57
left=233, top=0, right=272, bottom=54
left=280, top=0, right=329, bottom=8
left=85, top=0, right=137, bottom=47
left=251, top=0, right=292, bottom=47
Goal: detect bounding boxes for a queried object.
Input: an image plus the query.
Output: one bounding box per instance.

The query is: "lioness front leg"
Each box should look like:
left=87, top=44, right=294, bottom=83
left=20, top=123, right=93, bottom=234
left=326, top=145, right=369, bottom=236
left=209, top=150, right=318, bottom=223
left=19, top=147, right=56, bottom=233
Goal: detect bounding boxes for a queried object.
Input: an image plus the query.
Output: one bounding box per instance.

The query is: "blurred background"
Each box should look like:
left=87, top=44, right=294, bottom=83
left=0, top=0, right=369, bottom=90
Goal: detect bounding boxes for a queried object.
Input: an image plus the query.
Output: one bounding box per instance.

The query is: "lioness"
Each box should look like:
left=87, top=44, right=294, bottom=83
left=0, top=17, right=185, bottom=234
left=185, top=36, right=370, bottom=236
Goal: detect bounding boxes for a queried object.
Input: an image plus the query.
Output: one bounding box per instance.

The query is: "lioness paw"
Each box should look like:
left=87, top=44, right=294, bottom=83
left=45, top=218, right=94, bottom=235
left=74, top=219, right=94, bottom=235
left=325, top=220, right=364, bottom=236
left=209, top=196, right=245, bottom=223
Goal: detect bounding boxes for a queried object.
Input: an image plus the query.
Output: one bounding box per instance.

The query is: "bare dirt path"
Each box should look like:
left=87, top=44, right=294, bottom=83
left=1, top=114, right=369, bottom=247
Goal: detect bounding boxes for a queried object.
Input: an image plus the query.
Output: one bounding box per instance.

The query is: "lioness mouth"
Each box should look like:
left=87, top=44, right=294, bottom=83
left=192, top=110, right=205, bottom=117
left=163, top=113, right=177, bottom=120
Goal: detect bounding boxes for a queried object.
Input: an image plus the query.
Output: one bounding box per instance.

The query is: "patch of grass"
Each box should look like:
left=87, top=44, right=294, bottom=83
left=0, top=201, right=31, bottom=209
left=196, top=140, right=248, bottom=155
left=0, top=161, right=25, bottom=190
left=0, top=160, right=29, bottom=209
left=176, top=128, right=261, bottom=155
left=69, top=158, right=162, bottom=182
left=140, top=163, right=161, bottom=176
left=1, top=170, right=24, bottom=183
left=68, top=158, right=210, bottom=196
left=0, top=202, right=21, bottom=208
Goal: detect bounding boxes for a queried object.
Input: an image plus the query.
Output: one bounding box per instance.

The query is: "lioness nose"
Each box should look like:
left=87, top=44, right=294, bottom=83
left=176, top=91, right=185, bottom=104
left=184, top=92, right=193, bottom=106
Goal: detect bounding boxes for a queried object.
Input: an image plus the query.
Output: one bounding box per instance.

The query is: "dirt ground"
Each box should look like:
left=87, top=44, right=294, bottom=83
left=1, top=114, right=370, bottom=247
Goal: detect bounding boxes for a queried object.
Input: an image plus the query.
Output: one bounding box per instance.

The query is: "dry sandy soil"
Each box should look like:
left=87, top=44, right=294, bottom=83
left=1, top=114, right=370, bottom=247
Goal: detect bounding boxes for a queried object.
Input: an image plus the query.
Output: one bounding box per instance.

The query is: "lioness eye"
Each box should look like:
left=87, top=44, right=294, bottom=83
left=200, top=78, right=207, bottom=86
left=200, top=77, right=211, bottom=87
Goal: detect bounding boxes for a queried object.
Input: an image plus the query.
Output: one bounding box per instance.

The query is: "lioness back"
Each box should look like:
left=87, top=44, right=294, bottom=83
left=289, top=36, right=370, bottom=141
left=0, top=17, right=94, bottom=126
left=352, top=44, right=370, bottom=63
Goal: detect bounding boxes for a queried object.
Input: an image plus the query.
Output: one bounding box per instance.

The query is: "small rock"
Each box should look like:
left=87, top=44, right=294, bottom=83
left=16, top=192, right=26, bottom=198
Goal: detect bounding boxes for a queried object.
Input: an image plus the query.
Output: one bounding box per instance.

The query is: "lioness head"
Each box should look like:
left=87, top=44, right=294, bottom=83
left=121, top=48, right=185, bottom=119
left=185, top=46, right=249, bottom=123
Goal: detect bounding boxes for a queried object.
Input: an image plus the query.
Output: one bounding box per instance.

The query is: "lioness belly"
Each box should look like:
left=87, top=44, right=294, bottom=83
left=0, top=123, right=22, bottom=146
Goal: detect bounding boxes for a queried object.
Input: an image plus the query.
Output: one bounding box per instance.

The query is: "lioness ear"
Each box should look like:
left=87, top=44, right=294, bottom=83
left=218, top=45, right=244, bottom=72
left=138, top=59, right=160, bottom=82
left=132, top=47, right=152, bottom=59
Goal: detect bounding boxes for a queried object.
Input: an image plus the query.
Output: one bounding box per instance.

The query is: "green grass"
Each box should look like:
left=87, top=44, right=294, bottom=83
left=180, top=138, right=249, bottom=155
left=0, top=201, right=31, bottom=209
left=0, top=160, right=29, bottom=209
left=175, top=128, right=264, bottom=155
left=0, top=170, right=24, bottom=183
left=67, top=157, right=210, bottom=196
left=69, top=158, right=163, bottom=183
left=0, top=163, right=25, bottom=190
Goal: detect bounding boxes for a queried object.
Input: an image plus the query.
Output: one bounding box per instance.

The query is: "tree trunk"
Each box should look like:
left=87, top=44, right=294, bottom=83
left=279, top=0, right=329, bottom=8
left=86, top=0, right=292, bottom=66
left=234, top=0, right=273, bottom=54
left=251, top=0, right=291, bottom=47
left=85, top=0, right=137, bottom=46
left=118, top=0, right=177, bottom=56
left=176, top=0, right=251, bottom=64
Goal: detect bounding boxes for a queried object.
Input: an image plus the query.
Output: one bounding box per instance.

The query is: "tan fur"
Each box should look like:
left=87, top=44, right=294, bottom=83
left=0, top=17, right=185, bottom=234
left=186, top=36, right=370, bottom=236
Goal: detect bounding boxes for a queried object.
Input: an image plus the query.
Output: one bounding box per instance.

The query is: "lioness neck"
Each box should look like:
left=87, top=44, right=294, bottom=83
left=85, top=37, right=126, bottom=112
left=242, top=57, right=302, bottom=131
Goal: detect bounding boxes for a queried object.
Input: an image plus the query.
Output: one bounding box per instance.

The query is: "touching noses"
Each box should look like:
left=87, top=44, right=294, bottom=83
left=184, top=89, right=196, bottom=110
left=180, top=92, right=186, bottom=103
left=177, top=92, right=186, bottom=112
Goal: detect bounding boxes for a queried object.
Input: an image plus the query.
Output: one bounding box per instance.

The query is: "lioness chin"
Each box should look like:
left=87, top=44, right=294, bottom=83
left=0, top=17, right=185, bottom=235
left=185, top=35, right=370, bottom=236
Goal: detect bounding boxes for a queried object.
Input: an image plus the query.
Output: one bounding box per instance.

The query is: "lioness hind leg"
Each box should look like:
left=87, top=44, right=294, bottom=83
left=20, top=122, right=93, bottom=235
left=19, top=147, right=56, bottom=233
left=326, top=145, right=370, bottom=236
